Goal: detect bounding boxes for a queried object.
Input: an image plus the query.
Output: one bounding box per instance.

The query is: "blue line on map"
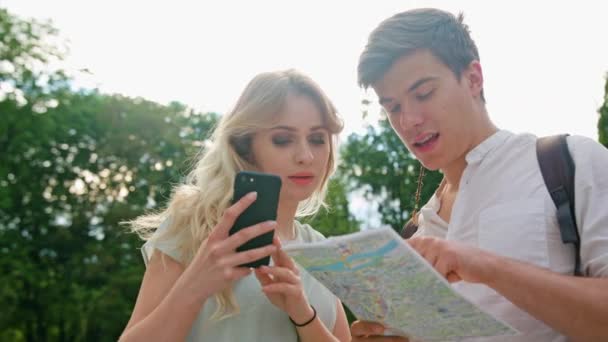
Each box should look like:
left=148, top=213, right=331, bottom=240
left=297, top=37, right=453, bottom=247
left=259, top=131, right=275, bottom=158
left=306, top=239, right=398, bottom=272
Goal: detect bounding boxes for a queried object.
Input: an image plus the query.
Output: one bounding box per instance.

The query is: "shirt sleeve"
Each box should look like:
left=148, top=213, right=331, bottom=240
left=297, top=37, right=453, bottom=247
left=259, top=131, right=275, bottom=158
left=303, top=223, right=327, bottom=242
left=140, top=218, right=184, bottom=266
left=569, top=135, right=608, bottom=276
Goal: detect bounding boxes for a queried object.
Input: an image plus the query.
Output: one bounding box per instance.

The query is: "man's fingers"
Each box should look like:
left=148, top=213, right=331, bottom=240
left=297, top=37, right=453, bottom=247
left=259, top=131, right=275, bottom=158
left=213, top=192, right=258, bottom=239
left=352, top=337, right=409, bottom=342
left=351, top=320, right=385, bottom=336
left=406, top=236, right=421, bottom=250
left=446, top=271, right=461, bottom=283
left=351, top=321, right=410, bottom=341
left=407, top=236, right=435, bottom=254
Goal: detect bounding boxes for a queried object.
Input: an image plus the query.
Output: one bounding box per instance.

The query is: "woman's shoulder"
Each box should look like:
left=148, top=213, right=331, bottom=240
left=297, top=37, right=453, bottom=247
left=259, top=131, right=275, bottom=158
left=142, top=217, right=187, bottom=265
left=293, top=220, right=326, bottom=243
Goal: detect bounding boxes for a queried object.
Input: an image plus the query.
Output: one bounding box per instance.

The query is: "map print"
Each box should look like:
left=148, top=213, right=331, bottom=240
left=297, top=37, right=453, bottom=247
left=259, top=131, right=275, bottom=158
left=284, top=228, right=518, bottom=341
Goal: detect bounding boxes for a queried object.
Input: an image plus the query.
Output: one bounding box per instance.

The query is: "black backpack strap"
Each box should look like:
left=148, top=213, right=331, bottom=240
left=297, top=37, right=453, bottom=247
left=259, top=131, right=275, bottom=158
left=536, top=134, right=583, bottom=276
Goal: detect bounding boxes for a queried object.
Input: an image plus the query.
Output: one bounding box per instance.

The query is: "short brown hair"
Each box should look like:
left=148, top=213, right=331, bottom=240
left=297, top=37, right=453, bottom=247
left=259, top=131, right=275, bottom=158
left=358, top=8, right=483, bottom=100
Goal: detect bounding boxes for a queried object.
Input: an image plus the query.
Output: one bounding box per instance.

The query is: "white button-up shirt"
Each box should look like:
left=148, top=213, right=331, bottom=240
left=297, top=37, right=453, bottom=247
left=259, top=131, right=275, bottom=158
left=415, top=130, right=608, bottom=341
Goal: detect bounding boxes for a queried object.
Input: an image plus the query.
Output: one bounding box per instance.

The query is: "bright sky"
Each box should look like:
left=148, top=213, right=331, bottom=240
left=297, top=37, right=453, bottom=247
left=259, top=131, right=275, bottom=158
left=3, top=0, right=607, bottom=229
left=3, top=0, right=608, bottom=140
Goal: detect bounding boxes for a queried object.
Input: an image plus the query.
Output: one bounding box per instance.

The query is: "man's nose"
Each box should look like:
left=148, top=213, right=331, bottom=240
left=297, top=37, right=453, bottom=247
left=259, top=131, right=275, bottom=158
left=399, top=107, right=424, bottom=130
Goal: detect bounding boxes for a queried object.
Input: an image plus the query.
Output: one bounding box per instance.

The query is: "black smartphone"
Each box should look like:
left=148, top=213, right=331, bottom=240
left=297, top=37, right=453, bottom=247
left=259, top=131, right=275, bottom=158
left=229, top=171, right=282, bottom=268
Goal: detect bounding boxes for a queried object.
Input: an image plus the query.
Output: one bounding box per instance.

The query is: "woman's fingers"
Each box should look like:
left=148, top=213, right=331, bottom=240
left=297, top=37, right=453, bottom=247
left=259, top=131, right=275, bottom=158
left=227, top=267, right=254, bottom=281
left=203, top=220, right=275, bottom=265
left=258, top=265, right=299, bottom=284
left=270, top=236, right=298, bottom=272
left=273, top=234, right=282, bottom=248
left=211, top=192, right=258, bottom=240
left=220, top=220, right=276, bottom=253
left=223, top=244, right=277, bottom=268
left=254, top=268, right=273, bottom=286
left=261, top=283, right=299, bottom=296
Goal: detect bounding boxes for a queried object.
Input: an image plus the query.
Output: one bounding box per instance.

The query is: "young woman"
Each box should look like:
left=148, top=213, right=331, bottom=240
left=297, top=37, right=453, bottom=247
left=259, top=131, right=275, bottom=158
left=120, top=69, right=351, bottom=341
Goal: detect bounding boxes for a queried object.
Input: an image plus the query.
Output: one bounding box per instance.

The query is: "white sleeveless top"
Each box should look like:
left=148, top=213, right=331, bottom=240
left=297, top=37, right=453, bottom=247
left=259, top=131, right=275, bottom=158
left=141, top=220, right=338, bottom=341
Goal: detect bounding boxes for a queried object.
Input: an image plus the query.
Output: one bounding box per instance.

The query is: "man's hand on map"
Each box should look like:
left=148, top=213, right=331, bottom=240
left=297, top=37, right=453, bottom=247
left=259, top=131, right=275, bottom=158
left=407, top=236, right=495, bottom=284
left=255, top=236, right=315, bottom=325
left=350, top=321, right=409, bottom=341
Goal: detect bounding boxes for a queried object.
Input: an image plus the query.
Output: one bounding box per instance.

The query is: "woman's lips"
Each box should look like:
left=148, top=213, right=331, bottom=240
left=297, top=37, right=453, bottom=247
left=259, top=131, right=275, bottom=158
left=288, top=173, right=314, bottom=186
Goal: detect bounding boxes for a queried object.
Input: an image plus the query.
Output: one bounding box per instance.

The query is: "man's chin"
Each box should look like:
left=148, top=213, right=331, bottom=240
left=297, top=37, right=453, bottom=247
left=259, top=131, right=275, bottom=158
left=416, top=157, right=441, bottom=171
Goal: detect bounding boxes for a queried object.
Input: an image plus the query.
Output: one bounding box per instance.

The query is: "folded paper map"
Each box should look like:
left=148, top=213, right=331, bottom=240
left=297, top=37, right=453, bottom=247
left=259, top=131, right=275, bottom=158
left=284, top=228, right=518, bottom=341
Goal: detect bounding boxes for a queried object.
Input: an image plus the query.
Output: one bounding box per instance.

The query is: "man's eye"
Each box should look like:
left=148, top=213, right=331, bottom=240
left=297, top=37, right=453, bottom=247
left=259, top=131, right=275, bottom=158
left=389, top=104, right=401, bottom=114
left=416, top=89, right=434, bottom=101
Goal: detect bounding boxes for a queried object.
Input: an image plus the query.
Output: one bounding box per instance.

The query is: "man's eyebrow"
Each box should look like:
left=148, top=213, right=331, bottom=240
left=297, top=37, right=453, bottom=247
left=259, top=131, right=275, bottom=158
left=408, top=77, right=437, bottom=92
left=378, top=77, right=438, bottom=106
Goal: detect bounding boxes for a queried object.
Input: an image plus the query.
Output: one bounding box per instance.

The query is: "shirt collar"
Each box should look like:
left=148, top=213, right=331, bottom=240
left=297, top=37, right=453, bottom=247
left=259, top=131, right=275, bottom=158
left=465, top=130, right=513, bottom=165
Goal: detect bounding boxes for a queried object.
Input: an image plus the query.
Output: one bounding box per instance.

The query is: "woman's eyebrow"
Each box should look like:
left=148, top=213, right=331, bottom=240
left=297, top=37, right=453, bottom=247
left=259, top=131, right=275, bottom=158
left=270, top=125, right=326, bottom=132
left=270, top=125, right=296, bottom=131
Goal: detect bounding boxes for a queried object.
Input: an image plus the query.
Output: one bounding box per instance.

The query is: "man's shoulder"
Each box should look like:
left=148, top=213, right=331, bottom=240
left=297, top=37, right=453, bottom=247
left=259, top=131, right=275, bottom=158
left=565, top=134, right=607, bottom=156
left=534, top=134, right=608, bottom=165
left=489, top=130, right=536, bottom=151
left=483, top=130, right=537, bottom=162
left=503, top=130, right=537, bottom=144
left=498, top=132, right=604, bottom=156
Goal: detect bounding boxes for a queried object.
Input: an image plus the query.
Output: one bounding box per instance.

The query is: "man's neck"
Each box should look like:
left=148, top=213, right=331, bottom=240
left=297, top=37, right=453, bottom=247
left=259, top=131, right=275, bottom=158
left=443, top=158, right=468, bottom=190
left=442, top=120, right=498, bottom=190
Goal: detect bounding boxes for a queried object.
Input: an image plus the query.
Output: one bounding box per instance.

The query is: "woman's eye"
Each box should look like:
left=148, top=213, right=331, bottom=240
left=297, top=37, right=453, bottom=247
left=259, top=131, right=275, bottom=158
left=272, top=136, right=292, bottom=146
left=309, top=134, right=326, bottom=145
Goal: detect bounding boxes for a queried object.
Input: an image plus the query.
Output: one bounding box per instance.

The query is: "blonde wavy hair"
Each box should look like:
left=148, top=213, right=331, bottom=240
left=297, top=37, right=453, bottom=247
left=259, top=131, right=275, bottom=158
left=128, top=69, right=343, bottom=319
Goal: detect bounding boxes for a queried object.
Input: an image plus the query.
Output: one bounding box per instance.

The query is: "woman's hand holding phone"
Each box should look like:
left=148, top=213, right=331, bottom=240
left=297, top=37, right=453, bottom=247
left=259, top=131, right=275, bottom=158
left=254, top=236, right=315, bottom=325
left=179, top=192, right=277, bottom=303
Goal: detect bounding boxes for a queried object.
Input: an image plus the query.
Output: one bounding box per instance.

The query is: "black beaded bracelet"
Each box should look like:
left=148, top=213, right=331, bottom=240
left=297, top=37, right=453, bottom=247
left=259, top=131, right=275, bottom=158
left=289, top=305, right=317, bottom=327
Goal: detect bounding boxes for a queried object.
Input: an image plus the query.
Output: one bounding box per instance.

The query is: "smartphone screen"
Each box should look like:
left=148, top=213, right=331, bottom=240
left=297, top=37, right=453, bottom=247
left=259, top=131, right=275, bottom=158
left=229, top=171, right=281, bottom=268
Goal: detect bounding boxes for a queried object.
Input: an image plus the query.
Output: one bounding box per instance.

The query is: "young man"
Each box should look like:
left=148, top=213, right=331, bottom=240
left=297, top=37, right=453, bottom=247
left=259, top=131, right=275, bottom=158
left=351, top=8, right=608, bottom=342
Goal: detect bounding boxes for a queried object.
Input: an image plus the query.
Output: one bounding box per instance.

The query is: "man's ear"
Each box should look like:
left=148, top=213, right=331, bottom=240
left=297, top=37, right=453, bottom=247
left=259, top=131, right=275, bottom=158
left=464, top=60, right=484, bottom=99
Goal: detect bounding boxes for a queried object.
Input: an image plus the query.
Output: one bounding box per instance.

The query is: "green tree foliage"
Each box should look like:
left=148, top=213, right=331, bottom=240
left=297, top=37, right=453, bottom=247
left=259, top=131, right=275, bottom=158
left=0, top=7, right=217, bottom=341
left=1, top=87, right=220, bottom=341
left=340, top=115, right=442, bottom=232
left=599, top=74, right=608, bottom=148
left=303, top=176, right=360, bottom=237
